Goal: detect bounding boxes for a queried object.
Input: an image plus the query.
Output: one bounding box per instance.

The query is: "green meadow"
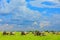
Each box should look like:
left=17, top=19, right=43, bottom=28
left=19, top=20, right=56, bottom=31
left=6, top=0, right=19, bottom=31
left=0, top=32, right=60, bottom=40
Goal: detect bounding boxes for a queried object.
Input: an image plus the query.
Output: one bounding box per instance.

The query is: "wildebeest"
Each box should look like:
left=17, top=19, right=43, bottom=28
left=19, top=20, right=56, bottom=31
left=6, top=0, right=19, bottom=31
left=49, top=31, right=55, bottom=34
left=21, top=31, right=28, bottom=35
left=33, top=31, right=41, bottom=36
left=52, top=32, right=56, bottom=34
left=10, top=32, right=15, bottom=35
left=3, top=31, right=9, bottom=35
left=33, top=31, right=46, bottom=36
left=55, top=32, right=60, bottom=35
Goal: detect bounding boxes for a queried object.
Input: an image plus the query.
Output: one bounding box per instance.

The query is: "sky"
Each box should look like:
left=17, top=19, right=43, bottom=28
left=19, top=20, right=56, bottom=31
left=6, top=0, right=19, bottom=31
left=0, top=0, right=60, bottom=31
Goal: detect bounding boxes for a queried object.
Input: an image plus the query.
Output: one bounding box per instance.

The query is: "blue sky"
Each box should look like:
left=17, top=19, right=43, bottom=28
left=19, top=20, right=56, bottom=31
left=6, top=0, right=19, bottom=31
left=0, top=0, right=60, bottom=31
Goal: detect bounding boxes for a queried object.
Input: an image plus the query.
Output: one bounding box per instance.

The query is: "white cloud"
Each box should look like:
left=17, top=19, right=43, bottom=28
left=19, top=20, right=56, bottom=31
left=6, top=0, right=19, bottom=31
left=29, top=0, right=60, bottom=8
left=0, top=0, right=26, bottom=13
left=40, top=21, right=51, bottom=28
left=0, top=0, right=41, bottom=31
left=0, top=0, right=41, bottom=20
left=11, top=6, right=41, bottom=21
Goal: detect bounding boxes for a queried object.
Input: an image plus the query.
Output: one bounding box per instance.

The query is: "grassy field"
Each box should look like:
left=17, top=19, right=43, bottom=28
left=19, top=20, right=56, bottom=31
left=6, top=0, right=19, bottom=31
left=0, top=32, right=60, bottom=40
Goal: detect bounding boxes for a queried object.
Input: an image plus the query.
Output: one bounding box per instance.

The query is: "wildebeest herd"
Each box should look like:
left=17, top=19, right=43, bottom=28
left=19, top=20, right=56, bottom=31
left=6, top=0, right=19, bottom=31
left=3, top=31, right=15, bottom=35
left=2, top=31, right=60, bottom=36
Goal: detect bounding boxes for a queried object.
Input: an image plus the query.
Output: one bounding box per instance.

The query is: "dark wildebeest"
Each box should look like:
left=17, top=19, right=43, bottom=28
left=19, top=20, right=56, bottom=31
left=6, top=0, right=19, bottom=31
left=34, top=31, right=41, bottom=36
left=33, top=31, right=46, bottom=36
left=3, top=31, right=9, bottom=35
left=10, top=32, right=15, bottom=35
left=21, top=31, right=28, bottom=35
